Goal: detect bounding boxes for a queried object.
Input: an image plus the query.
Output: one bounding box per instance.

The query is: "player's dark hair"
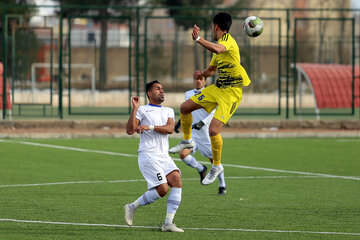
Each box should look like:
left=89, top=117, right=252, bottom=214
left=213, top=12, right=232, bottom=32
left=145, top=80, right=160, bottom=99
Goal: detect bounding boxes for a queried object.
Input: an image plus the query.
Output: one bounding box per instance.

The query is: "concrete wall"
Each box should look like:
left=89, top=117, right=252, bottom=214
left=11, top=91, right=315, bottom=108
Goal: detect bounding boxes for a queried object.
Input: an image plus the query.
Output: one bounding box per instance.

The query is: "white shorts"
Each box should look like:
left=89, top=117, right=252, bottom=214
left=192, top=133, right=213, bottom=159
left=138, top=153, right=181, bottom=189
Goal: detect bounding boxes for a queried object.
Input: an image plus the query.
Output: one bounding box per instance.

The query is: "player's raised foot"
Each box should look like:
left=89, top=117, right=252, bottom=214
left=124, top=204, right=135, bottom=226
left=161, top=223, right=184, bottom=232
left=169, top=140, right=195, bottom=154
left=218, top=186, right=227, bottom=196
left=202, top=164, right=224, bottom=185
left=199, top=165, right=207, bottom=184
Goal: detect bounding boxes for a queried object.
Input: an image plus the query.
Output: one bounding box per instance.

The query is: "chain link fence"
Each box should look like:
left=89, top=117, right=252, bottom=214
left=1, top=4, right=359, bottom=119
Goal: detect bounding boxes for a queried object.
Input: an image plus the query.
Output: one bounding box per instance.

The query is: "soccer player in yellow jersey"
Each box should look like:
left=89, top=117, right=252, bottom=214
left=169, top=12, right=251, bottom=185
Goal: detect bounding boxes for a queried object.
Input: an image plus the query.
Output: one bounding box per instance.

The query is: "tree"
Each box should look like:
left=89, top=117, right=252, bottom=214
left=55, top=0, right=137, bottom=89
left=159, top=0, right=221, bottom=28
left=154, top=0, right=223, bottom=71
left=150, top=0, right=249, bottom=80
left=0, top=0, right=38, bottom=79
left=158, top=0, right=250, bottom=26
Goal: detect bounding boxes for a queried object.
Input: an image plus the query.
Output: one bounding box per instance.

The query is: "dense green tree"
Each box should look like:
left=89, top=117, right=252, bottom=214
left=157, top=0, right=223, bottom=29
left=0, top=0, right=38, bottom=80
left=151, top=0, right=249, bottom=72
left=155, top=0, right=249, bottom=31
left=152, top=0, right=222, bottom=71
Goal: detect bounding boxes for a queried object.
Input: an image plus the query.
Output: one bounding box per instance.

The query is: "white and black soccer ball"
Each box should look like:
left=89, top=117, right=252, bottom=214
left=243, top=16, right=264, bottom=37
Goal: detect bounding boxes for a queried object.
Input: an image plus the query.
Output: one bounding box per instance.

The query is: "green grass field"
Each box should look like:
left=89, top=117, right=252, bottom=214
left=1, top=137, right=360, bottom=239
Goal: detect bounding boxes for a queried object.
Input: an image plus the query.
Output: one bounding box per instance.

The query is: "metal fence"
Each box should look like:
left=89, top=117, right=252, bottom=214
left=1, top=4, right=359, bottom=119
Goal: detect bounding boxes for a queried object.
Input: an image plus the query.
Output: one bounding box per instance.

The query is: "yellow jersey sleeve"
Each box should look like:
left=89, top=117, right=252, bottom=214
left=218, top=34, right=232, bottom=51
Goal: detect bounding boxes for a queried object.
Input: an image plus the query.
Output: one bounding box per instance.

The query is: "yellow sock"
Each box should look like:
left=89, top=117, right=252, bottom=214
left=180, top=113, right=192, bottom=140
left=210, top=134, right=223, bottom=166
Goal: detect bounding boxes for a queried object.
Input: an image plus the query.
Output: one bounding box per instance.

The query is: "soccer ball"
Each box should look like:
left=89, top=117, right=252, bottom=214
left=243, top=16, right=264, bottom=37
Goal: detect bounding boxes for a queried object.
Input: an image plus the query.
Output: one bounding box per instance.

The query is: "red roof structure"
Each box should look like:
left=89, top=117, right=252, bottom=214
left=295, top=63, right=360, bottom=109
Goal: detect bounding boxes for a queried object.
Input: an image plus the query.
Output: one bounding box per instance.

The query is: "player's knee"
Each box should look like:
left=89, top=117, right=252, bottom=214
left=167, top=171, right=182, bottom=188
left=172, top=178, right=182, bottom=188
left=180, top=101, right=194, bottom=115
left=179, top=103, right=188, bottom=114
left=173, top=174, right=183, bottom=188
left=209, top=128, right=219, bottom=136
left=179, top=151, right=188, bottom=160
left=156, top=184, right=169, bottom=197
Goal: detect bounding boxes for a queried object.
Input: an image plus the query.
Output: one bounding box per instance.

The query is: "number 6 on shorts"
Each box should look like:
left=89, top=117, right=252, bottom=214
left=156, top=173, right=163, bottom=181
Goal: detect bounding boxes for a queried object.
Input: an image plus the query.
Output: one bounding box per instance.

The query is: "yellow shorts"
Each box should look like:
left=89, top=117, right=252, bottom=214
left=190, top=84, right=243, bottom=124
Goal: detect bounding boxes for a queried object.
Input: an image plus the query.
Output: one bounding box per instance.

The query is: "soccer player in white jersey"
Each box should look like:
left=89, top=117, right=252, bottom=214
left=170, top=76, right=227, bottom=195
left=124, top=80, right=184, bottom=233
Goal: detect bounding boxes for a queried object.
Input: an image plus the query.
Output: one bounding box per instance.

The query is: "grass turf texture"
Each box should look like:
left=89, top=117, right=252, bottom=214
left=0, top=138, right=359, bottom=239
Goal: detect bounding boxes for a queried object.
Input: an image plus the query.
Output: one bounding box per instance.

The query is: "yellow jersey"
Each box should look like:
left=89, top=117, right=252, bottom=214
left=210, top=33, right=251, bottom=88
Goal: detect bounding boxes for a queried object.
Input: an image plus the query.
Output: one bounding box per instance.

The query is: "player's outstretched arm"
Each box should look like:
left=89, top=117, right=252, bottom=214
left=192, top=24, right=226, bottom=54
left=197, top=38, right=226, bottom=54
left=126, top=96, right=140, bottom=135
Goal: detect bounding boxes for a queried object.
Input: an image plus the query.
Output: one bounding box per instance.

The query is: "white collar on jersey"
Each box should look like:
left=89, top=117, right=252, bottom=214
left=193, top=87, right=205, bottom=93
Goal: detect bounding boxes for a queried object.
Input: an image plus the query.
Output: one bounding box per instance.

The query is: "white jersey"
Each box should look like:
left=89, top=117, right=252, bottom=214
left=136, top=104, right=175, bottom=156
left=185, top=88, right=215, bottom=142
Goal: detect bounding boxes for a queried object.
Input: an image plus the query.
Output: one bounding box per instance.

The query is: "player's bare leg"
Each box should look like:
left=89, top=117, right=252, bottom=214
left=169, top=99, right=202, bottom=154
left=202, top=118, right=225, bottom=185
left=180, top=98, right=203, bottom=115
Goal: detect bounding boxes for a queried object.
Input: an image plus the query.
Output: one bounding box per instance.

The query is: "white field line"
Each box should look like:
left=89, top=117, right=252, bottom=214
left=0, top=176, right=324, bottom=188
left=336, top=139, right=360, bottom=142
left=2, top=140, right=360, bottom=181
left=15, top=141, right=136, bottom=157
left=218, top=163, right=360, bottom=181
left=0, top=218, right=359, bottom=236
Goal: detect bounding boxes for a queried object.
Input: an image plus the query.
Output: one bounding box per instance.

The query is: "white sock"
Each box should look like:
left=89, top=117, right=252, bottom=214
left=130, top=188, right=161, bottom=210
left=183, top=138, right=192, bottom=143
left=213, top=163, right=223, bottom=169
left=164, top=187, right=182, bottom=225
left=218, top=171, right=226, bottom=188
left=182, top=155, right=204, bottom=172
